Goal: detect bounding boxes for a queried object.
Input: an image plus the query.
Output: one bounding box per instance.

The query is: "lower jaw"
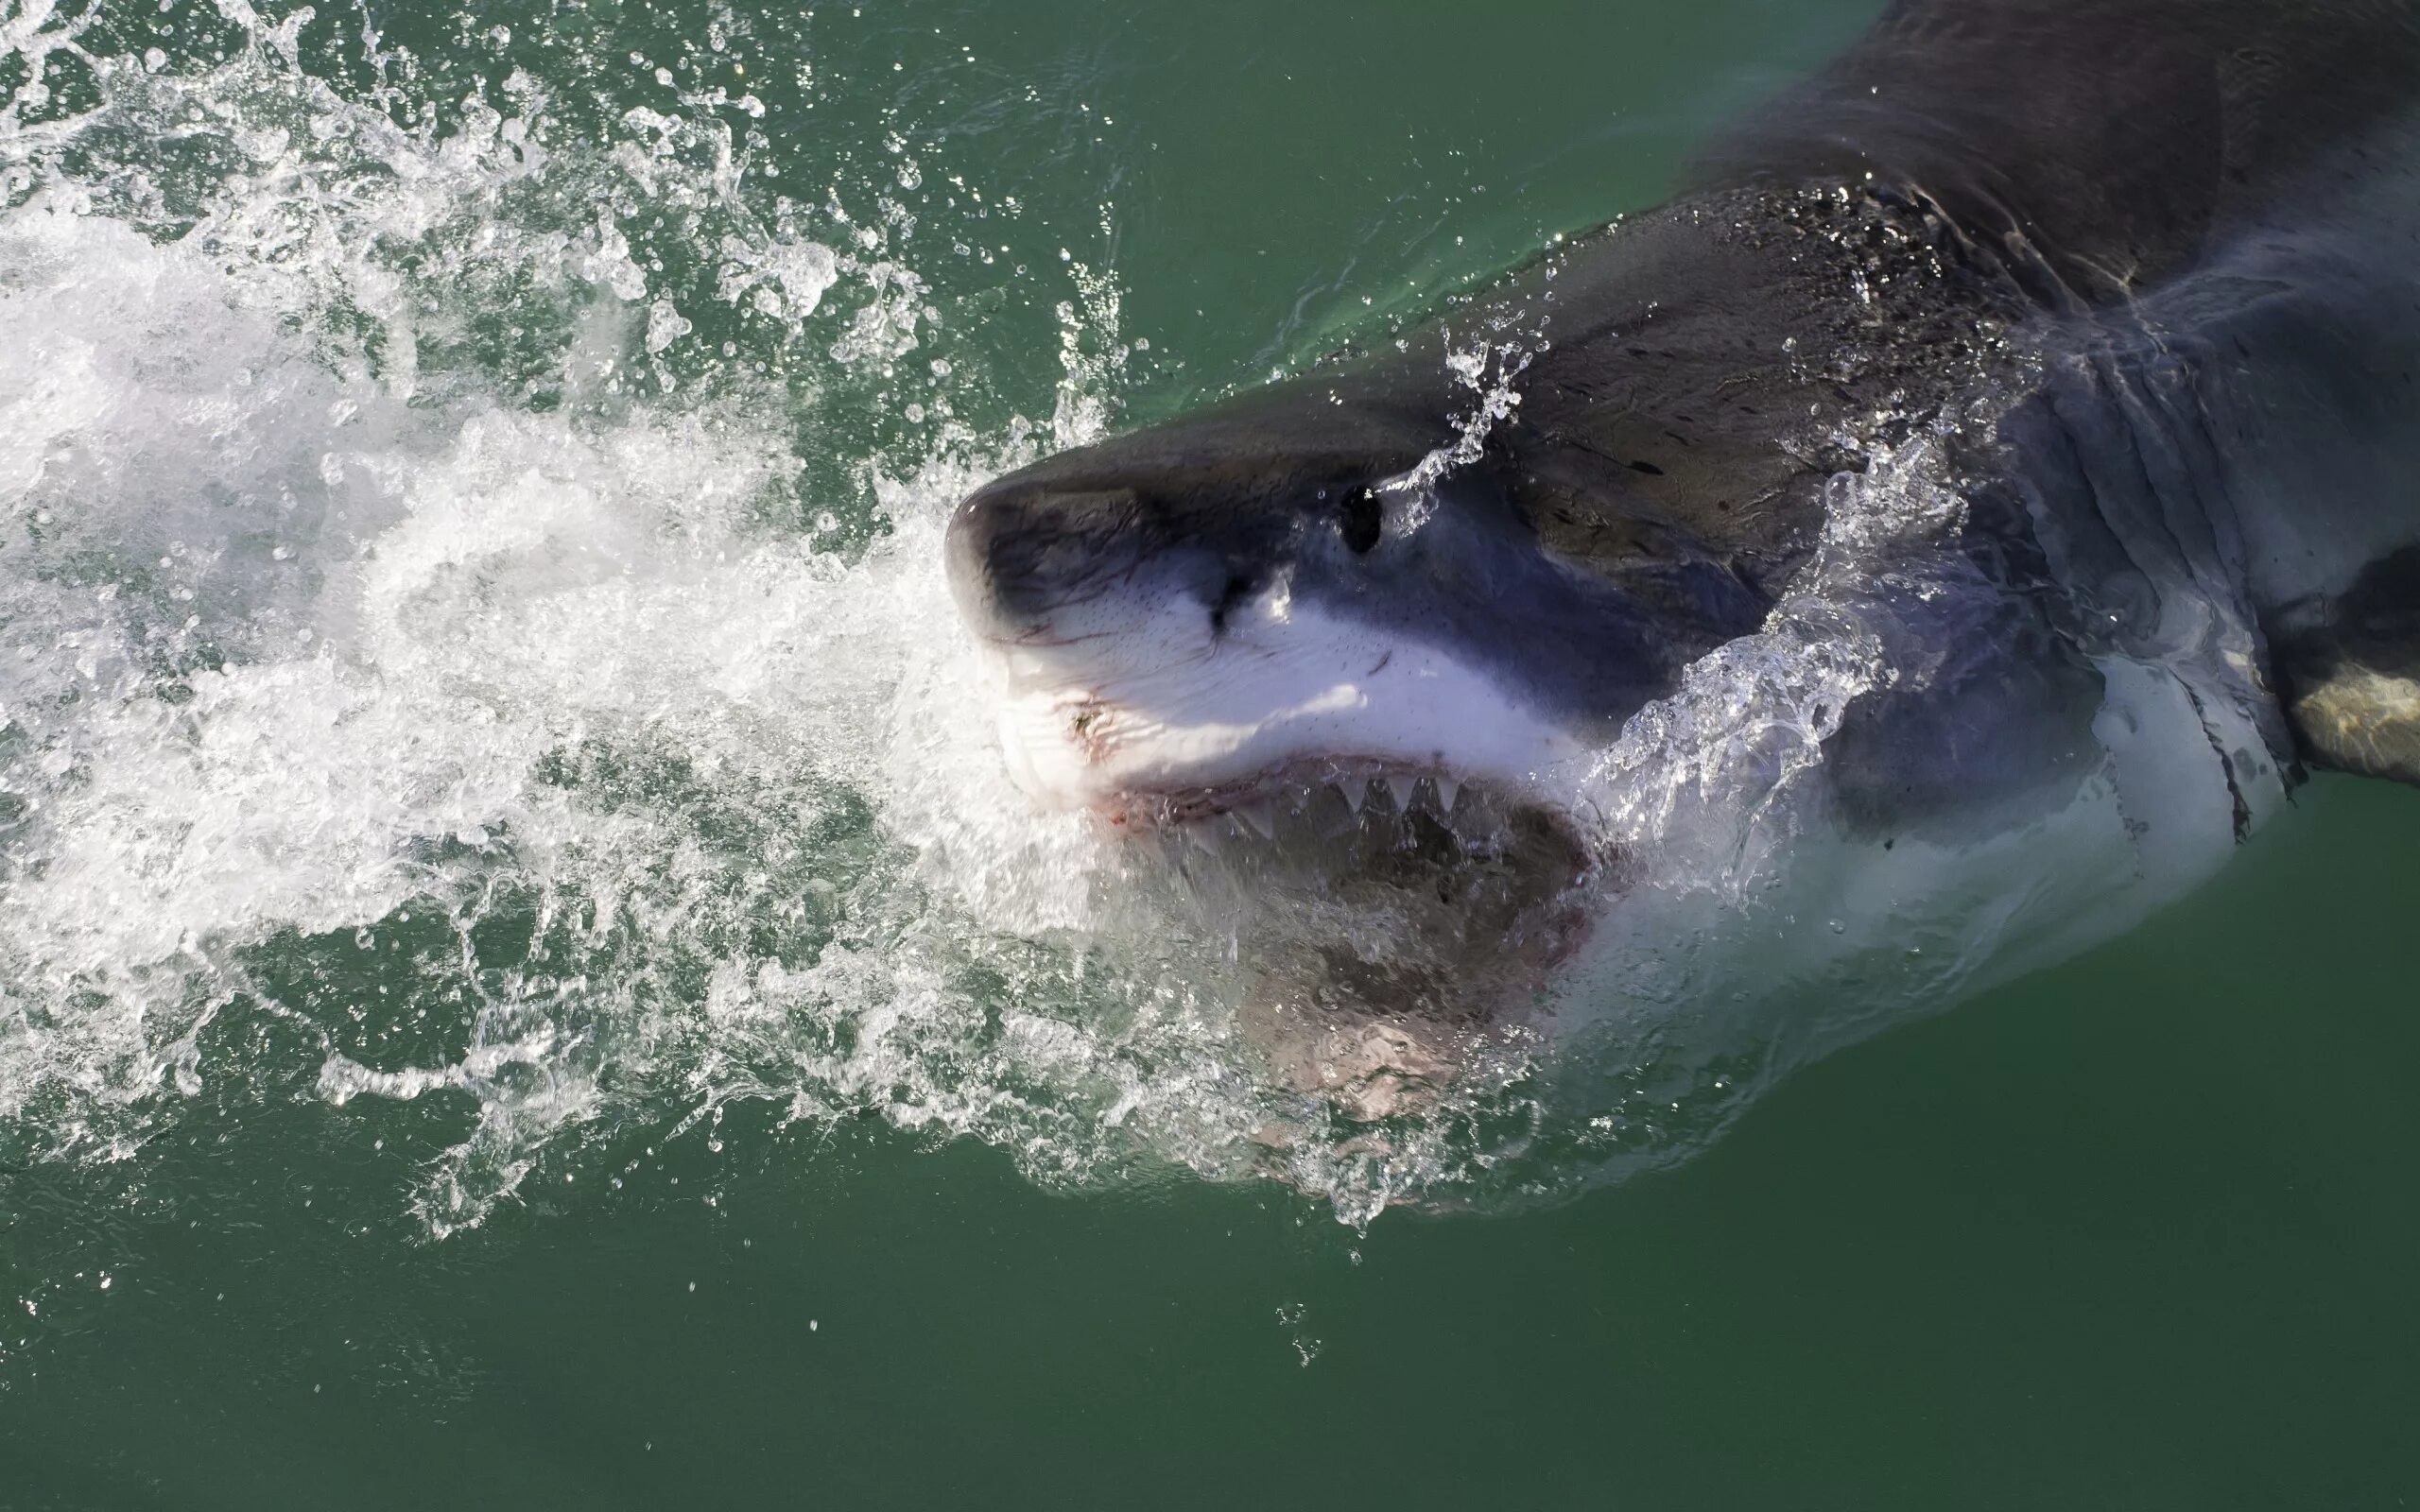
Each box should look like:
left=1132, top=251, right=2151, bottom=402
left=1089, top=760, right=1562, bottom=842
left=1095, top=762, right=1599, bottom=1027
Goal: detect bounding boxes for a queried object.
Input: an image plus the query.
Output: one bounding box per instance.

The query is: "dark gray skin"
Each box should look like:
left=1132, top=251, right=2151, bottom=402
left=948, top=0, right=2420, bottom=848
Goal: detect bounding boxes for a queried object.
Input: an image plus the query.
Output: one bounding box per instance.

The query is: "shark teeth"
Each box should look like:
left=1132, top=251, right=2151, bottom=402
left=1132, top=765, right=1518, bottom=853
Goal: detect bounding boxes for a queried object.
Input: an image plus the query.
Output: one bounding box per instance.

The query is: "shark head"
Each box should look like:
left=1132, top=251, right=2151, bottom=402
left=944, top=367, right=1779, bottom=1050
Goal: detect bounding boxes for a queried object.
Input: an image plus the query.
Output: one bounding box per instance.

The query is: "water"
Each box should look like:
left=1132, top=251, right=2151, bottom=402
left=4, top=0, right=2418, bottom=1503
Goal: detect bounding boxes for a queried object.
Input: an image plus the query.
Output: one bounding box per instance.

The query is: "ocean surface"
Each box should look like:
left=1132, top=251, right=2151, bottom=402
left=4, top=0, right=2418, bottom=1505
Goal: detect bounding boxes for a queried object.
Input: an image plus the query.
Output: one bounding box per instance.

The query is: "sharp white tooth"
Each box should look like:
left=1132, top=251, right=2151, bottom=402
left=1192, top=823, right=1227, bottom=859
left=1436, top=777, right=1461, bottom=815
left=1236, top=801, right=1275, bottom=839
left=1387, top=775, right=1417, bottom=814
left=1340, top=781, right=1364, bottom=816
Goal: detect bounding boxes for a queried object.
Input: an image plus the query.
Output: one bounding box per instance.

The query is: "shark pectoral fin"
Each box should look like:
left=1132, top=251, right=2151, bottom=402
left=2276, top=546, right=2420, bottom=787
left=2289, top=662, right=2420, bottom=785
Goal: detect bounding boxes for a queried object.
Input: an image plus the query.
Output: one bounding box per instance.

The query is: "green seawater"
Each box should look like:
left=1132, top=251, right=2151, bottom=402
left=3, top=1, right=2418, bottom=1505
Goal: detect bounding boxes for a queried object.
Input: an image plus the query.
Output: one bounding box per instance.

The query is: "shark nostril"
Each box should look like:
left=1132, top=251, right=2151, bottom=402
left=1339, top=487, right=1383, bottom=555
left=1209, top=573, right=1254, bottom=635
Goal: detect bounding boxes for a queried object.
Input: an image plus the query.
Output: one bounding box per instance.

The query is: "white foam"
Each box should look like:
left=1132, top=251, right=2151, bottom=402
left=0, top=58, right=1311, bottom=1226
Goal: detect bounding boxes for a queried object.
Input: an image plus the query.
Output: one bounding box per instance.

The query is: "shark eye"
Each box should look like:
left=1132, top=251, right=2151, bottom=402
left=1338, top=486, right=1383, bottom=555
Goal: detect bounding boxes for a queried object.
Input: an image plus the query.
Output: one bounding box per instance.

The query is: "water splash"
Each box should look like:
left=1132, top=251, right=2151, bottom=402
left=0, top=0, right=2266, bottom=1234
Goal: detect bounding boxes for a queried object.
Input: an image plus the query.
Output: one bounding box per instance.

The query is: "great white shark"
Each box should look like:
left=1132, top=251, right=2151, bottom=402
left=942, top=0, right=2420, bottom=1112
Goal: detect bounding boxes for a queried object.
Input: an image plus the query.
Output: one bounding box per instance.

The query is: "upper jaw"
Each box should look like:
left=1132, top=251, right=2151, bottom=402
left=1090, top=754, right=1527, bottom=832
left=977, top=591, right=1591, bottom=809
left=983, top=667, right=1599, bottom=870
left=985, top=677, right=1589, bottom=830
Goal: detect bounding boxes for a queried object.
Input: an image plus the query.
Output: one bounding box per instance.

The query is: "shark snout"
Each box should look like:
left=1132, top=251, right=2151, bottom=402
left=946, top=468, right=1296, bottom=650
left=944, top=477, right=1157, bottom=642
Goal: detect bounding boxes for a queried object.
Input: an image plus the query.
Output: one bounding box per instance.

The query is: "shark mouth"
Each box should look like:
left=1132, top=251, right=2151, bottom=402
left=1085, top=750, right=1600, bottom=1035
left=959, top=590, right=1604, bottom=1068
